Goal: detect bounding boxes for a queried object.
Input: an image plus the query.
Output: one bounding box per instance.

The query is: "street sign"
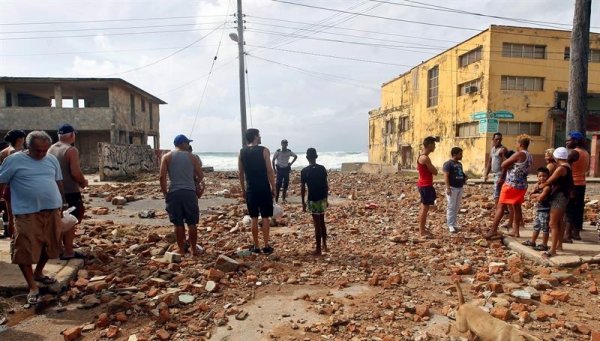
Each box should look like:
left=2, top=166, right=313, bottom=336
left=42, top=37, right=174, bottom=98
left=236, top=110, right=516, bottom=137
left=491, top=110, right=514, bottom=119
left=479, top=118, right=499, bottom=133
left=471, top=112, right=488, bottom=120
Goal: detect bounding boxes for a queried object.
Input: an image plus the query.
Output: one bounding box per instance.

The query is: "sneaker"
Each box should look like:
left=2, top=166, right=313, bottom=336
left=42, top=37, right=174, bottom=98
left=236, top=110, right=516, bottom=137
left=262, top=245, right=274, bottom=254
left=448, top=226, right=457, bottom=234
left=249, top=245, right=261, bottom=254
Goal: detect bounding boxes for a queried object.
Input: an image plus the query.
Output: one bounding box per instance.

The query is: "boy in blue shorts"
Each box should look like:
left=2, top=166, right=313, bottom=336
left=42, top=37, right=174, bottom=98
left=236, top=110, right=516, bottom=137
left=522, top=167, right=551, bottom=251
left=300, top=148, right=329, bottom=255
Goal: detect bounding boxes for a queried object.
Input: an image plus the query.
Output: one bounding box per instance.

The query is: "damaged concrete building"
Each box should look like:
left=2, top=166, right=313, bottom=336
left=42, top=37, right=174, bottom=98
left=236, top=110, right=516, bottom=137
left=0, top=77, right=166, bottom=170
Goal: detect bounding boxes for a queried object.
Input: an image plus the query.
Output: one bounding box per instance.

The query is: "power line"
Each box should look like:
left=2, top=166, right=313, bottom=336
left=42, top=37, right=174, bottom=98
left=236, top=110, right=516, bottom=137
left=0, top=26, right=230, bottom=41
left=244, top=53, right=253, bottom=127
left=0, top=44, right=224, bottom=57
left=384, top=0, right=600, bottom=30
left=0, top=15, right=229, bottom=26
left=369, top=0, right=567, bottom=29
left=0, top=22, right=227, bottom=34
left=102, top=23, right=225, bottom=77
left=271, top=0, right=481, bottom=32
left=248, top=0, right=374, bottom=55
left=246, top=44, right=413, bottom=67
left=190, top=0, right=233, bottom=138
left=271, top=0, right=599, bottom=41
left=245, top=22, right=450, bottom=50
left=246, top=16, right=460, bottom=43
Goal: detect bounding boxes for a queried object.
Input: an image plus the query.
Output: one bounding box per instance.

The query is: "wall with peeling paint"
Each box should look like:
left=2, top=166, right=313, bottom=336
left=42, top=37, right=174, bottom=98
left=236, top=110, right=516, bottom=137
left=370, top=25, right=600, bottom=175
left=98, top=143, right=156, bottom=180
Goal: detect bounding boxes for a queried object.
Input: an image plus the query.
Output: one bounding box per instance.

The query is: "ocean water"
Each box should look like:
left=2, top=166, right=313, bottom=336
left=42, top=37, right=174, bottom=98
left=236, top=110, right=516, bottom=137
left=196, top=151, right=368, bottom=171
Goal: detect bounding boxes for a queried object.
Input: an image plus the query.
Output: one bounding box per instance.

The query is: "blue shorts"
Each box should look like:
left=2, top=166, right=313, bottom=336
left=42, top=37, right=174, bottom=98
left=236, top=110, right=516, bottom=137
left=418, top=186, right=436, bottom=205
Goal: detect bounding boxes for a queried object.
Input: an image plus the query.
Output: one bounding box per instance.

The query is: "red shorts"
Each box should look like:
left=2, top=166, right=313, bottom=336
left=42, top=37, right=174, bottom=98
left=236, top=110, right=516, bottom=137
left=499, top=184, right=526, bottom=205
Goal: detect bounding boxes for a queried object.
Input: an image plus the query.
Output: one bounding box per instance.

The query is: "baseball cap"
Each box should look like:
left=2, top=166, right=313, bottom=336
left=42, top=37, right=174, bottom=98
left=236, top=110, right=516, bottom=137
left=173, top=134, right=192, bottom=146
left=58, top=123, right=75, bottom=134
left=281, top=139, right=288, bottom=144
left=553, top=147, right=568, bottom=160
left=568, top=131, right=584, bottom=141
left=306, top=147, right=318, bottom=159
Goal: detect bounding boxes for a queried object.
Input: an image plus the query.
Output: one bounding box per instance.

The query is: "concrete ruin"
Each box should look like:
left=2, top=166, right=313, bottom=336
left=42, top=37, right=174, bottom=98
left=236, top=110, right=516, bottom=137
left=0, top=77, right=166, bottom=170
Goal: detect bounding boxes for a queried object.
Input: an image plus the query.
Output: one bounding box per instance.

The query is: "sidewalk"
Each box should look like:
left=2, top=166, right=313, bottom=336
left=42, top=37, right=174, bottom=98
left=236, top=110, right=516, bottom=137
left=502, top=226, right=600, bottom=267
left=0, top=239, right=83, bottom=296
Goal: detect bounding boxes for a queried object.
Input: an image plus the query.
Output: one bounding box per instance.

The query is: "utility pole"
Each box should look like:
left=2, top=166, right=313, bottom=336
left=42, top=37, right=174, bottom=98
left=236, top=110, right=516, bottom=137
left=236, top=0, right=247, bottom=148
left=566, top=0, right=592, bottom=135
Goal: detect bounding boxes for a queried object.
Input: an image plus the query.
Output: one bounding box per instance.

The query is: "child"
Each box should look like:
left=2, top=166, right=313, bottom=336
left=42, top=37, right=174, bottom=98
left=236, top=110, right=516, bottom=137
left=522, top=167, right=551, bottom=250
left=300, top=148, right=329, bottom=255
left=443, top=147, right=467, bottom=233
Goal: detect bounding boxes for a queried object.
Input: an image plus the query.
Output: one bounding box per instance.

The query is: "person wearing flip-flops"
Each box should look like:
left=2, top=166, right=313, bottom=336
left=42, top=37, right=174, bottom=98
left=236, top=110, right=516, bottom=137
left=522, top=167, right=552, bottom=251
left=540, top=147, right=573, bottom=258
left=0, top=131, right=64, bottom=305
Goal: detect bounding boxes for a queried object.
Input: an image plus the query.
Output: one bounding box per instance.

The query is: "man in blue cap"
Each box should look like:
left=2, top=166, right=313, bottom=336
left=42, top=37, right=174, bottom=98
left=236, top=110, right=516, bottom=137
left=159, top=134, right=204, bottom=256
left=565, top=131, right=589, bottom=241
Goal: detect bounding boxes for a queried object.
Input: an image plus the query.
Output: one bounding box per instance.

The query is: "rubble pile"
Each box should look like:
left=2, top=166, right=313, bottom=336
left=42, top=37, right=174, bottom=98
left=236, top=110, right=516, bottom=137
left=47, top=172, right=600, bottom=340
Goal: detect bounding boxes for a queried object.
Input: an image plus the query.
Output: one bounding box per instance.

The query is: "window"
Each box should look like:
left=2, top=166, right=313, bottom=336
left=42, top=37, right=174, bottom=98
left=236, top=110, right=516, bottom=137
left=563, top=47, right=600, bottom=62
left=502, top=43, right=546, bottom=59
left=385, top=119, right=395, bottom=134
left=459, top=47, right=482, bottom=67
left=501, top=76, right=543, bottom=91
left=427, top=66, right=439, bottom=107
left=591, top=49, right=600, bottom=63
left=130, top=94, right=136, bottom=125
left=149, top=102, right=153, bottom=130
left=141, top=98, right=145, bottom=112
left=456, top=122, right=479, bottom=137
left=458, top=78, right=482, bottom=96
left=399, top=116, right=409, bottom=132
left=498, top=122, right=542, bottom=136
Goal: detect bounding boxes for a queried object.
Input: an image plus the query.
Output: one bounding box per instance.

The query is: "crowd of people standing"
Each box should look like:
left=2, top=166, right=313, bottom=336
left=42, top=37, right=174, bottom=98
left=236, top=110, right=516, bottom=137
left=415, top=131, right=592, bottom=258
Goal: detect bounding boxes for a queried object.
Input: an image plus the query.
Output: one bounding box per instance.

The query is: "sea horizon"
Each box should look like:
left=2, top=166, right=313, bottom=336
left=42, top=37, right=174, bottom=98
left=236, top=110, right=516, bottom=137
left=194, top=151, right=368, bottom=171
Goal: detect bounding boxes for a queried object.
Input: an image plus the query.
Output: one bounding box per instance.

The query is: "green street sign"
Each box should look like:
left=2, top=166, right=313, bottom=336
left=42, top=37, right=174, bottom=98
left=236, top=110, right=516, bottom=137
left=479, top=118, right=499, bottom=133
left=471, top=112, right=488, bottom=120
left=491, top=110, right=514, bottom=119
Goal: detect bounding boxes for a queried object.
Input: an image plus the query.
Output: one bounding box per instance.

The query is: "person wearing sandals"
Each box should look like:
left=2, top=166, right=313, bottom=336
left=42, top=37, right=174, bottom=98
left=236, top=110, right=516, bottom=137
left=564, top=131, right=589, bottom=242
left=159, top=135, right=204, bottom=257
left=483, top=133, right=506, bottom=207
left=540, top=147, right=573, bottom=258
left=300, top=148, right=329, bottom=256
left=486, top=134, right=532, bottom=239
left=417, top=136, right=438, bottom=239
left=0, top=131, right=64, bottom=305
left=522, top=167, right=551, bottom=251
left=48, top=124, right=88, bottom=260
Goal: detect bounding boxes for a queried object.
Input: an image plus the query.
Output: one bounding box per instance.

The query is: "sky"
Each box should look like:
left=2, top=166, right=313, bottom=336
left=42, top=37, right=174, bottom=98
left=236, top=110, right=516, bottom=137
left=1, top=0, right=599, bottom=153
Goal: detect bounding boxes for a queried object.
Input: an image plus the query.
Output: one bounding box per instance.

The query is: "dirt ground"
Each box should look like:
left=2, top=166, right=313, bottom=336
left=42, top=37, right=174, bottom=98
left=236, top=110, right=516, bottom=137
left=0, top=171, right=599, bottom=341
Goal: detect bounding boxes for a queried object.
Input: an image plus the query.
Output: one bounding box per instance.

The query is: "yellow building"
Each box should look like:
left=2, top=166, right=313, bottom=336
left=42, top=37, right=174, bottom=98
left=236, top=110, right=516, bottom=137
left=369, top=25, right=600, bottom=175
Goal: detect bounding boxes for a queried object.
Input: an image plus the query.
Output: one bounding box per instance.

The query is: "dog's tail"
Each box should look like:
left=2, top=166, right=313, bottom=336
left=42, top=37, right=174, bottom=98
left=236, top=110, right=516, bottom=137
left=454, top=280, right=464, bottom=306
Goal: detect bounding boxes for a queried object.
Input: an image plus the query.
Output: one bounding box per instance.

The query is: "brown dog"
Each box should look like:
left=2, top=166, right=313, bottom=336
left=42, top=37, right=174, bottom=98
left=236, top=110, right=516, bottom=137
left=454, top=281, right=541, bottom=341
